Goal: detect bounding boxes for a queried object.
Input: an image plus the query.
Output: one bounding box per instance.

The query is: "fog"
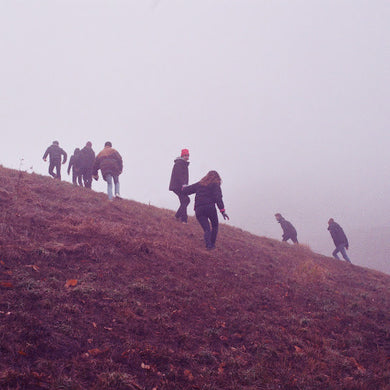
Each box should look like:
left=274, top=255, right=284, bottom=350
left=1, top=1, right=389, bottom=272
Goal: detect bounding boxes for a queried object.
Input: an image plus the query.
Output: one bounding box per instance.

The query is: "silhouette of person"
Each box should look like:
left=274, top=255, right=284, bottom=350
left=328, top=218, right=352, bottom=263
left=42, top=141, right=67, bottom=180
left=67, top=148, right=83, bottom=186
left=93, top=141, right=123, bottom=200
left=169, top=148, right=190, bottom=223
left=79, top=141, right=95, bottom=189
left=275, top=213, right=298, bottom=244
left=183, top=170, right=229, bottom=249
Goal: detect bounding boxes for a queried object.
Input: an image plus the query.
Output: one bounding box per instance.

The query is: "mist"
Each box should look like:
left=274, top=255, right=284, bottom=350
left=1, top=1, right=389, bottom=272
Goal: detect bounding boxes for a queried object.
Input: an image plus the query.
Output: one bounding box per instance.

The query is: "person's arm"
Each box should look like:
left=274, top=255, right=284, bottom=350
left=61, top=149, right=68, bottom=164
left=182, top=182, right=198, bottom=195
left=67, top=156, right=73, bottom=175
left=42, top=147, right=50, bottom=161
left=213, top=184, right=229, bottom=220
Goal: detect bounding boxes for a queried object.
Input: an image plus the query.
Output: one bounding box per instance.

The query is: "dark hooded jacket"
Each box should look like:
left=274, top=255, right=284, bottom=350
left=182, top=182, right=225, bottom=211
left=43, top=144, right=67, bottom=164
left=278, top=217, right=297, bottom=240
left=328, top=221, right=349, bottom=247
left=79, top=146, right=95, bottom=170
left=169, top=157, right=189, bottom=192
left=67, top=149, right=81, bottom=174
left=93, top=146, right=123, bottom=180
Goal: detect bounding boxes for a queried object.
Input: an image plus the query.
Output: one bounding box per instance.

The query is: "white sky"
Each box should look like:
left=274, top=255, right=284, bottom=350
left=1, top=1, right=389, bottom=271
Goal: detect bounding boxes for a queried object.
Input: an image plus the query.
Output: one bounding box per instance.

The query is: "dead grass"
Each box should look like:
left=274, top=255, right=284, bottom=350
left=1, top=165, right=390, bottom=389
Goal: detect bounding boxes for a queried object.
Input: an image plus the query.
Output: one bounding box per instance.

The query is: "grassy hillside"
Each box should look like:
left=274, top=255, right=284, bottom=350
left=0, top=165, right=390, bottom=390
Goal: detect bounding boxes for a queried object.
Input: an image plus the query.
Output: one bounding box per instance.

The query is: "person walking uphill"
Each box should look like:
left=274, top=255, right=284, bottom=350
left=42, top=141, right=67, bottom=180
left=79, top=141, right=95, bottom=189
left=169, top=149, right=190, bottom=223
left=275, top=213, right=298, bottom=244
left=93, top=141, right=123, bottom=201
left=182, top=170, right=229, bottom=250
left=328, top=218, right=352, bottom=263
left=67, top=148, right=82, bottom=186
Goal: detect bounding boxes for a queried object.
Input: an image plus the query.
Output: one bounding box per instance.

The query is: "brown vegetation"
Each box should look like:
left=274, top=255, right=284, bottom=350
left=0, top=165, right=390, bottom=389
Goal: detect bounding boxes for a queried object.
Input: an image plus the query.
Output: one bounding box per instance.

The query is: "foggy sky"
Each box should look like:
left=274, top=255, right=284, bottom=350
left=1, top=1, right=389, bottom=272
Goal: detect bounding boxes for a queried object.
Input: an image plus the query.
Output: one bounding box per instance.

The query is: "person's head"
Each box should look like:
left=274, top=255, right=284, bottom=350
left=53, top=140, right=59, bottom=146
left=104, top=141, right=112, bottom=147
left=328, top=218, right=334, bottom=225
left=274, top=213, right=282, bottom=221
left=181, top=148, right=189, bottom=161
left=74, top=148, right=80, bottom=154
left=200, top=170, right=221, bottom=186
left=86, top=141, right=92, bottom=148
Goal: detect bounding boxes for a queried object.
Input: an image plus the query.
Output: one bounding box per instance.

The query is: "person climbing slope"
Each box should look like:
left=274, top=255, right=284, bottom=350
left=169, top=148, right=190, bottom=223
left=182, top=170, right=229, bottom=250
left=42, top=140, right=67, bottom=180
left=93, top=141, right=123, bottom=201
left=67, top=148, right=82, bottom=186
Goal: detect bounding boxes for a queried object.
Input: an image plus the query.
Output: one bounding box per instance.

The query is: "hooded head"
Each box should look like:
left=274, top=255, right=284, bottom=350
left=275, top=213, right=283, bottom=222
left=86, top=141, right=92, bottom=148
left=53, top=140, right=59, bottom=146
left=328, top=218, right=334, bottom=225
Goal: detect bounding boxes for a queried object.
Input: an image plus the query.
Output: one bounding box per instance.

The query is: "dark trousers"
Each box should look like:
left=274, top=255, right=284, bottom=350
left=196, top=205, right=219, bottom=248
left=49, top=161, right=61, bottom=179
left=81, top=167, right=92, bottom=189
left=283, top=235, right=299, bottom=244
left=173, top=190, right=190, bottom=222
left=72, top=170, right=83, bottom=186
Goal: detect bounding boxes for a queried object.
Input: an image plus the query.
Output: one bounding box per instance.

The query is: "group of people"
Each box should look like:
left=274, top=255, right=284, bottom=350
left=43, top=140, right=123, bottom=200
left=169, top=148, right=351, bottom=261
left=274, top=213, right=351, bottom=263
left=42, top=142, right=352, bottom=261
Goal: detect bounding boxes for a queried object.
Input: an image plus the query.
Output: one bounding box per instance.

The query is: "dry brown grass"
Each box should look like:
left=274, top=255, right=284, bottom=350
left=1, top=165, right=390, bottom=389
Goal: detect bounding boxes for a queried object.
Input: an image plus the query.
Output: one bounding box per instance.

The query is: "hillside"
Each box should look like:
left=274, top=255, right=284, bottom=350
left=0, top=165, right=390, bottom=390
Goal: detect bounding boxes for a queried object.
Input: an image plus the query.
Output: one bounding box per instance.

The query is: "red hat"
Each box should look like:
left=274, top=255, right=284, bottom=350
left=181, top=149, right=189, bottom=157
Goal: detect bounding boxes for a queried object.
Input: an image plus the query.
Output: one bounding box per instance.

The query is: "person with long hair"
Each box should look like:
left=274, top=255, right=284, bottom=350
left=183, top=170, right=229, bottom=249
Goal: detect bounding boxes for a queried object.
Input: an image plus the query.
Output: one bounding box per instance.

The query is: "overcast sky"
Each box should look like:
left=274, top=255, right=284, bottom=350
left=1, top=1, right=389, bottom=272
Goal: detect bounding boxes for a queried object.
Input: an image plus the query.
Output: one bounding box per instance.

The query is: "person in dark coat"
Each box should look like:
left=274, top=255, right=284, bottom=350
left=328, top=218, right=351, bottom=263
left=169, top=149, right=190, bottom=223
left=67, top=148, right=82, bottom=186
left=42, top=140, right=67, bottom=180
left=93, top=141, right=123, bottom=200
left=79, top=141, right=95, bottom=189
left=182, top=170, right=229, bottom=249
left=275, top=213, right=298, bottom=244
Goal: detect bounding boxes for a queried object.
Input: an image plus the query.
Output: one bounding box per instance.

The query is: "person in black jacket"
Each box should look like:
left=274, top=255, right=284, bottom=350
left=275, top=213, right=298, bottom=244
left=42, top=141, right=67, bottom=180
left=328, top=218, right=351, bottom=263
left=79, top=141, right=95, bottom=189
left=169, top=149, right=190, bottom=223
left=67, top=148, right=82, bottom=186
left=183, top=170, right=229, bottom=250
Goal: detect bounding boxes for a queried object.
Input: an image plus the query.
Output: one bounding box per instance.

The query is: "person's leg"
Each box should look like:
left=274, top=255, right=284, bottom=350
left=332, top=247, right=341, bottom=260
left=178, top=193, right=190, bottom=222
left=83, top=169, right=92, bottom=189
left=55, top=162, right=61, bottom=180
left=113, top=175, right=120, bottom=197
left=209, top=207, right=219, bottom=247
left=196, top=208, right=212, bottom=248
left=173, top=191, right=190, bottom=221
left=48, top=161, right=56, bottom=178
left=339, top=245, right=352, bottom=263
left=77, top=173, right=83, bottom=186
left=72, top=170, right=77, bottom=185
left=292, top=236, right=299, bottom=244
left=106, top=174, right=113, bottom=200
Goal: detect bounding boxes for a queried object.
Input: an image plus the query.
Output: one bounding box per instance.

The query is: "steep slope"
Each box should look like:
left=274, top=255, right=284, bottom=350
left=0, top=165, right=390, bottom=390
